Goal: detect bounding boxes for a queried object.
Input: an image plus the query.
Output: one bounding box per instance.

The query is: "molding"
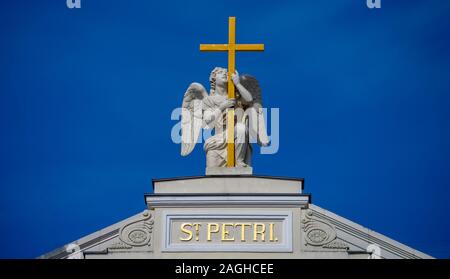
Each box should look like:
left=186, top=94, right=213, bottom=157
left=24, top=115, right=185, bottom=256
left=151, top=175, right=305, bottom=191
left=146, top=195, right=310, bottom=208
left=39, top=210, right=153, bottom=259
left=39, top=229, right=119, bottom=259
left=309, top=205, right=433, bottom=259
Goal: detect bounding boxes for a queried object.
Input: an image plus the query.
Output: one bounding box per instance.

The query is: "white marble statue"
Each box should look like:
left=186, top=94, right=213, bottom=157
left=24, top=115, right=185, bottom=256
left=180, top=67, right=269, bottom=168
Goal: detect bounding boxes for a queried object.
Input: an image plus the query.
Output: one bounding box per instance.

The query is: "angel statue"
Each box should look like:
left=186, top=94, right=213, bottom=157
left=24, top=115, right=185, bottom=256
left=180, top=67, right=269, bottom=171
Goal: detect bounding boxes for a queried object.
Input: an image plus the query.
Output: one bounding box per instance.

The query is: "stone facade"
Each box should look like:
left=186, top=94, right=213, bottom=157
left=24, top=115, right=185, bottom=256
left=40, top=175, right=432, bottom=259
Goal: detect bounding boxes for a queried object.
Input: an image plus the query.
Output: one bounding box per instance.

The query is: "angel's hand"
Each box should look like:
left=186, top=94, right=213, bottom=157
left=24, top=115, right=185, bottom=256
left=219, top=98, right=235, bottom=111
left=231, top=70, right=240, bottom=86
left=253, top=102, right=262, bottom=110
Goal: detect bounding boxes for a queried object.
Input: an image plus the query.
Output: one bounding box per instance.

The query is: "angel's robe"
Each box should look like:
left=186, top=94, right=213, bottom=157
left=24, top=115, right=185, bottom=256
left=202, top=94, right=252, bottom=167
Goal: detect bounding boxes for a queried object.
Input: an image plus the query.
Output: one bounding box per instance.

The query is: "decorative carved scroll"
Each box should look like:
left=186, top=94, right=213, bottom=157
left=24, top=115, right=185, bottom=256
left=109, top=210, right=154, bottom=250
left=301, top=209, right=348, bottom=250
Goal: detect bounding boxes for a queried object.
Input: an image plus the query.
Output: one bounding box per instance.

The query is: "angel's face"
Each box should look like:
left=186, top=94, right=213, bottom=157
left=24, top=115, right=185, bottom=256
left=215, top=70, right=228, bottom=87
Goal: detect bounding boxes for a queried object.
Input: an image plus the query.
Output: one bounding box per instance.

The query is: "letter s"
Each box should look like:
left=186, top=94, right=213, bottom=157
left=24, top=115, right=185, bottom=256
left=180, top=223, right=193, bottom=241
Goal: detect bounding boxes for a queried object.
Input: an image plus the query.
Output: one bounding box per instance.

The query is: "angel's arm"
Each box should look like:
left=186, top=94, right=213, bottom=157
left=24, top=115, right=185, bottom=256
left=203, top=108, right=221, bottom=128
left=203, top=98, right=235, bottom=128
left=232, top=72, right=253, bottom=103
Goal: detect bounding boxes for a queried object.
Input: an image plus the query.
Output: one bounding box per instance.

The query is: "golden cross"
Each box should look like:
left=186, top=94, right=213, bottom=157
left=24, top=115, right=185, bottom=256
left=200, top=17, right=264, bottom=167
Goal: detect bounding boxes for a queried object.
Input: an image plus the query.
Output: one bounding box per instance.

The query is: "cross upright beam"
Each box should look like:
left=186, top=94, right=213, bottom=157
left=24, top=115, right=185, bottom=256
left=200, top=17, right=264, bottom=167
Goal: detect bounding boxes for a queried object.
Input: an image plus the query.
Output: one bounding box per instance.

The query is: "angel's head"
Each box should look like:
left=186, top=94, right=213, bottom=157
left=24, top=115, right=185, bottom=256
left=209, top=67, right=228, bottom=95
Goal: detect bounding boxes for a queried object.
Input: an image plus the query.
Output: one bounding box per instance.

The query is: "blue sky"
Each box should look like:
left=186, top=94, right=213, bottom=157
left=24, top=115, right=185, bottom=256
left=0, top=0, right=449, bottom=258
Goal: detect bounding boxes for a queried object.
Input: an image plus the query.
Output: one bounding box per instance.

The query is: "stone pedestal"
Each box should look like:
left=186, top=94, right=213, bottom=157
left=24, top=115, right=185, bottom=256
left=146, top=175, right=309, bottom=258
left=205, top=167, right=253, bottom=176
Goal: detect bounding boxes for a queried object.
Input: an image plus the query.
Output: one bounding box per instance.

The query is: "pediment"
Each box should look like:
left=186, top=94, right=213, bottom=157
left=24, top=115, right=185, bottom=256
left=40, top=204, right=431, bottom=259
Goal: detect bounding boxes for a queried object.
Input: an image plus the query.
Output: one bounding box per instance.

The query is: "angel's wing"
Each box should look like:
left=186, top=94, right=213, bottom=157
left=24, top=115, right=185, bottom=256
left=239, top=74, right=262, bottom=106
left=181, top=82, right=208, bottom=156
left=240, top=75, right=270, bottom=147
